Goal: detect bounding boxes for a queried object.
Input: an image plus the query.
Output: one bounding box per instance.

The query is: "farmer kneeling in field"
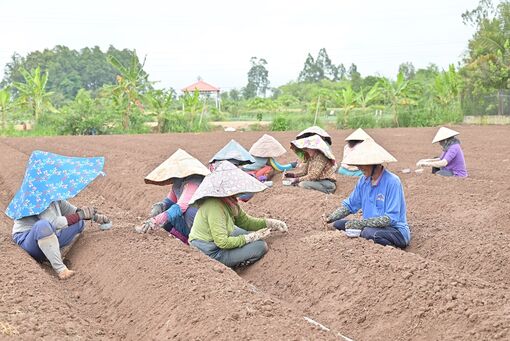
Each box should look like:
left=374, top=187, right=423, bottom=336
left=283, top=134, right=338, bottom=194
left=337, top=128, right=371, bottom=177
left=208, top=139, right=255, bottom=171
left=296, top=126, right=333, bottom=146
left=416, top=127, right=467, bottom=177
left=326, top=138, right=411, bottom=248
left=135, top=149, right=209, bottom=244
left=188, top=161, right=288, bottom=267
left=243, top=134, right=297, bottom=182
left=5, top=151, right=110, bottom=280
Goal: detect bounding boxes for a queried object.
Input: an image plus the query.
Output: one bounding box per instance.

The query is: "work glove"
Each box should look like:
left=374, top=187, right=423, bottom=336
left=244, top=228, right=271, bottom=243
left=265, top=218, right=288, bottom=232
left=77, top=206, right=96, bottom=220
left=284, top=172, right=296, bottom=178
left=290, top=161, right=298, bottom=168
left=135, top=219, right=157, bottom=234
left=326, top=207, right=347, bottom=223
left=150, top=201, right=167, bottom=217
left=288, top=178, right=299, bottom=186
left=93, top=214, right=110, bottom=224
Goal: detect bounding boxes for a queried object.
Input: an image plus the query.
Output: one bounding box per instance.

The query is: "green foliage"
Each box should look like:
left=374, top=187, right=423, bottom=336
left=244, top=57, right=270, bottom=98
left=298, top=48, right=342, bottom=82
left=1, top=46, right=144, bottom=105
left=0, top=87, right=11, bottom=129
left=13, top=66, right=55, bottom=124
left=270, top=113, right=317, bottom=131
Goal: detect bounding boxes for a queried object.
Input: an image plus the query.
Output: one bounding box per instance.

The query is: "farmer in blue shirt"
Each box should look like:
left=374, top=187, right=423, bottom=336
left=326, top=138, right=411, bottom=248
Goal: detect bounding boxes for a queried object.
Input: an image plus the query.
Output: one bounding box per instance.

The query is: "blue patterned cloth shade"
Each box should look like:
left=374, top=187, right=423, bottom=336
left=5, top=150, right=105, bottom=220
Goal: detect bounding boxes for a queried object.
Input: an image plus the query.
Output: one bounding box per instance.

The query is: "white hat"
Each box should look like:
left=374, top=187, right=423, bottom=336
left=249, top=134, right=287, bottom=158
left=189, top=161, right=267, bottom=204
left=290, top=134, right=335, bottom=161
left=345, top=128, right=371, bottom=141
left=432, top=127, right=459, bottom=144
left=296, top=126, right=332, bottom=145
left=144, top=149, right=210, bottom=185
left=341, top=138, right=397, bottom=165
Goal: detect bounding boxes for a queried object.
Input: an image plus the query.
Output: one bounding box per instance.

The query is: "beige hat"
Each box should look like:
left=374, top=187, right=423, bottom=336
left=296, top=126, right=332, bottom=145
left=342, top=138, right=397, bottom=165
left=249, top=134, right=287, bottom=158
left=291, top=134, right=335, bottom=161
left=345, top=128, right=371, bottom=141
left=144, top=149, right=210, bottom=185
left=432, top=127, right=459, bottom=144
left=189, top=161, right=267, bottom=204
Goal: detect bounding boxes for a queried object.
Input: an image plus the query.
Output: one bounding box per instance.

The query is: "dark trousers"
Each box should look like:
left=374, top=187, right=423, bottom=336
left=333, top=219, right=407, bottom=248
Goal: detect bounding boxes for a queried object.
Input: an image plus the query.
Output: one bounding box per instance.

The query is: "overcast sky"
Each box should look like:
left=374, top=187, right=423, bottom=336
left=0, top=0, right=480, bottom=91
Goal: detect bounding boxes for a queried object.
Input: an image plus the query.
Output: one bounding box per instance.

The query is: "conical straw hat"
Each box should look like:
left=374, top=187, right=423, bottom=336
left=342, top=138, right=397, bottom=165
left=189, top=161, right=267, bottom=204
left=290, top=135, right=335, bottom=161
left=296, top=126, right=332, bottom=145
left=145, top=149, right=210, bottom=185
left=209, top=139, right=256, bottom=165
left=432, top=127, right=459, bottom=144
left=249, top=134, right=287, bottom=158
left=345, top=128, right=371, bottom=141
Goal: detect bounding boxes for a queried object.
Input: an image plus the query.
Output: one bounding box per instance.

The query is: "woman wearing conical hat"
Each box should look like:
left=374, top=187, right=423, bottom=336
left=338, top=128, right=372, bottom=177
left=283, top=135, right=338, bottom=194
left=6, top=151, right=110, bottom=280
left=208, top=139, right=255, bottom=171
left=135, top=149, right=210, bottom=244
left=416, top=127, right=467, bottom=177
left=296, top=126, right=332, bottom=145
left=242, top=134, right=297, bottom=182
left=188, top=161, right=288, bottom=268
left=326, top=138, right=411, bottom=248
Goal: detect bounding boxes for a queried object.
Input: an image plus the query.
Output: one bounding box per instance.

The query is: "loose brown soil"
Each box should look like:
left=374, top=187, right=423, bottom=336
left=1, top=126, right=509, bottom=340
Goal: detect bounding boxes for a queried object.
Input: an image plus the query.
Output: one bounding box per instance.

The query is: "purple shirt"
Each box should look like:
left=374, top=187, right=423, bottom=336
left=441, top=144, right=467, bottom=177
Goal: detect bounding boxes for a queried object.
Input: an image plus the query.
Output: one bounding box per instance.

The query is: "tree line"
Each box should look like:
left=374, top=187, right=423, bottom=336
left=0, top=0, right=507, bottom=136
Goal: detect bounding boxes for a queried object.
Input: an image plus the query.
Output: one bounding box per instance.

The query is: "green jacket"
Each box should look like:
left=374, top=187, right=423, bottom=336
left=188, top=198, right=267, bottom=249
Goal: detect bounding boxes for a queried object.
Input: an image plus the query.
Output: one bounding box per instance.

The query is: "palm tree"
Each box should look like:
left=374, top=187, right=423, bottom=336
left=13, top=67, right=54, bottom=124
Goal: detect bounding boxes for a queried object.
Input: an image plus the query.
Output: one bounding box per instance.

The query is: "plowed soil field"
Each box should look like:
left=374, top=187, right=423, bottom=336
left=1, top=126, right=509, bottom=340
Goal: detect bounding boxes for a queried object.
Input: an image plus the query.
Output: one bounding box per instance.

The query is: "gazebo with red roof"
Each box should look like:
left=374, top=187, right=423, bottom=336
left=181, top=79, right=221, bottom=109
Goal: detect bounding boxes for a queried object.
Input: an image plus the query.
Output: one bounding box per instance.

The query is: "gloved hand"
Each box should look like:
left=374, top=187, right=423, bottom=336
left=326, top=207, right=347, bottom=223
left=244, top=228, right=271, bottom=243
left=265, top=218, right=288, bottom=232
left=290, top=161, right=298, bottom=168
left=135, top=219, right=157, bottom=234
left=284, top=172, right=296, bottom=178
left=150, top=202, right=166, bottom=217
left=77, top=206, right=96, bottom=220
left=93, top=214, right=110, bottom=224
left=288, top=178, right=299, bottom=186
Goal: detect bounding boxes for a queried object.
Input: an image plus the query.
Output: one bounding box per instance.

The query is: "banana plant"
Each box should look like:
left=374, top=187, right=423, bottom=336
left=107, top=50, right=149, bottom=129
left=338, top=85, right=356, bottom=127
left=356, top=83, right=381, bottom=109
left=13, top=67, right=55, bottom=124
left=0, top=87, right=11, bottom=129
left=144, top=89, right=174, bottom=133
left=379, top=72, right=413, bottom=127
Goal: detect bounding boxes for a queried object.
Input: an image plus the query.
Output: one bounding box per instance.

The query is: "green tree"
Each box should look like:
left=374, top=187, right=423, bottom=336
left=145, top=89, right=174, bottom=133
left=348, top=64, right=362, bottom=90
left=0, top=87, right=11, bottom=129
left=13, top=66, right=54, bottom=124
left=107, top=50, right=150, bottom=129
left=244, top=57, right=270, bottom=98
left=379, top=72, right=413, bottom=127
left=339, top=85, right=357, bottom=127
left=356, top=84, right=381, bottom=109
left=398, top=62, right=416, bottom=80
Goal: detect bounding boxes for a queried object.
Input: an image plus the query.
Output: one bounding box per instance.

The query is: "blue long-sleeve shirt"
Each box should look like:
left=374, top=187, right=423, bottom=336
left=342, top=169, right=411, bottom=244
